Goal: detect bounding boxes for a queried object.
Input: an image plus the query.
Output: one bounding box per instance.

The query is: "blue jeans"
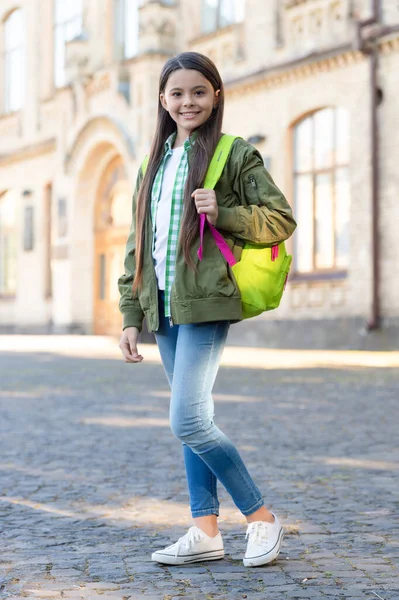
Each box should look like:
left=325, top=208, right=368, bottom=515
left=154, top=291, right=265, bottom=518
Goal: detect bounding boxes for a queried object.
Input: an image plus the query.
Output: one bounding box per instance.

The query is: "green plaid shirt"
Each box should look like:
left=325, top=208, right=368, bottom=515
left=151, top=132, right=191, bottom=318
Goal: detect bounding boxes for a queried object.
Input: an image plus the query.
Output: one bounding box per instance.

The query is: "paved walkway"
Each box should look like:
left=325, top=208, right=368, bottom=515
left=0, top=336, right=398, bottom=600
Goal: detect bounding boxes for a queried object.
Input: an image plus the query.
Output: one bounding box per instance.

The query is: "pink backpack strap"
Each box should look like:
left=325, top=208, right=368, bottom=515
left=197, top=214, right=237, bottom=267
left=271, top=245, right=279, bottom=261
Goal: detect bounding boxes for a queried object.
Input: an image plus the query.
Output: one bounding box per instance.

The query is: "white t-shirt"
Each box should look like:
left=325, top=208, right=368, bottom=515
left=153, top=145, right=185, bottom=290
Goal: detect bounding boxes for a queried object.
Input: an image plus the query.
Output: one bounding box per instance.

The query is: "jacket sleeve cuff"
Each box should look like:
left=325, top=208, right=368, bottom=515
left=216, top=206, right=238, bottom=233
left=122, top=308, right=145, bottom=332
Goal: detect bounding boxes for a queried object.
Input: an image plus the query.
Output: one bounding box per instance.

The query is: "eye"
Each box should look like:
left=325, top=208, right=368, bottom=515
left=172, top=92, right=181, bottom=97
left=195, top=90, right=205, bottom=96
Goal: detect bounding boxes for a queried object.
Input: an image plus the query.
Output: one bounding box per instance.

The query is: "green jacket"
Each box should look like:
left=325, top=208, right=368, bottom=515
left=118, top=137, right=297, bottom=332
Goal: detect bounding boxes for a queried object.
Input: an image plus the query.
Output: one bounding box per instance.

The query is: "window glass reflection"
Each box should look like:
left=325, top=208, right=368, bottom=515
left=315, top=173, right=334, bottom=269
left=4, top=10, right=24, bottom=112
left=294, top=117, right=313, bottom=173
left=336, top=108, right=350, bottom=165
left=314, top=108, right=334, bottom=169
left=335, top=168, right=350, bottom=269
left=293, top=108, right=350, bottom=273
left=294, top=175, right=313, bottom=273
left=202, top=0, right=244, bottom=33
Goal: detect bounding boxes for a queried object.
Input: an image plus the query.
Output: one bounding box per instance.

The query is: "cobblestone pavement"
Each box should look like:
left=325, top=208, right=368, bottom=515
left=0, top=336, right=398, bottom=600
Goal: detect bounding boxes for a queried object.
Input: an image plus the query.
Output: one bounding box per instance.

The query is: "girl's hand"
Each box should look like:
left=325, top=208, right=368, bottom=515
left=191, top=189, right=218, bottom=226
left=119, top=327, right=143, bottom=363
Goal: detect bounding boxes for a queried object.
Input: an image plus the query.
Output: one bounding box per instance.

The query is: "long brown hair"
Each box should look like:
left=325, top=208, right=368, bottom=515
left=133, top=52, right=225, bottom=292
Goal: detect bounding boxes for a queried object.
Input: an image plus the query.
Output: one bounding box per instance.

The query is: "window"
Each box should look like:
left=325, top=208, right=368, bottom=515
left=114, top=0, right=140, bottom=60
left=23, top=206, right=34, bottom=251
left=57, top=197, right=68, bottom=237
left=54, top=0, right=83, bottom=88
left=201, top=0, right=245, bottom=34
left=293, top=107, right=350, bottom=274
left=0, top=191, right=17, bottom=296
left=99, top=254, right=106, bottom=300
left=4, top=9, right=24, bottom=112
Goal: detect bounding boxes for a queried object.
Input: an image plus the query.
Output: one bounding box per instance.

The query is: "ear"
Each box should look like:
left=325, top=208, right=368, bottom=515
left=213, top=89, right=221, bottom=108
left=160, top=93, right=169, bottom=112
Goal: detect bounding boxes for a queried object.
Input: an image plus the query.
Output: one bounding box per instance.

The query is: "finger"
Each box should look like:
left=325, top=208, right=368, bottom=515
left=119, top=340, right=143, bottom=362
left=119, top=342, right=135, bottom=361
left=123, top=347, right=143, bottom=363
left=125, top=355, right=143, bottom=363
left=194, top=201, right=217, bottom=210
left=197, top=207, right=217, bottom=218
left=191, top=189, right=214, bottom=199
left=128, top=340, right=143, bottom=361
left=194, top=199, right=216, bottom=207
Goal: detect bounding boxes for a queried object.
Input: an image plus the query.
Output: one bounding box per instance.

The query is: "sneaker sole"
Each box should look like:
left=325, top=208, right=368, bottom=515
left=152, top=549, right=225, bottom=566
left=243, top=527, right=284, bottom=567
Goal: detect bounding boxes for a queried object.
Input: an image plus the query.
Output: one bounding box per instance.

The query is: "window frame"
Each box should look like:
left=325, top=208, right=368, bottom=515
left=3, top=8, right=24, bottom=113
left=53, top=0, right=83, bottom=88
left=114, top=0, right=140, bottom=61
left=291, top=107, right=350, bottom=278
left=201, top=0, right=245, bottom=35
left=0, top=190, right=18, bottom=298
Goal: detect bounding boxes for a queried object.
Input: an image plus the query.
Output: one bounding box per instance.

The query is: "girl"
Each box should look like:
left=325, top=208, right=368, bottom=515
left=118, top=52, right=296, bottom=567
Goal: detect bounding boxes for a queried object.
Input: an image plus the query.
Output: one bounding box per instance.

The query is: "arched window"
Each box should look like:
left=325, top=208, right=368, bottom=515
left=201, top=0, right=245, bottom=34
left=54, top=0, right=83, bottom=87
left=4, top=9, right=24, bottom=112
left=114, top=0, right=140, bottom=60
left=293, top=107, right=350, bottom=274
left=0, top=191, right=17, bottom=296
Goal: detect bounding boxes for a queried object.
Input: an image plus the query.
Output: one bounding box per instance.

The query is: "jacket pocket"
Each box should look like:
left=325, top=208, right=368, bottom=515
left=243, top=173, right=260, bottom=205
left=215, top=247, right=239, bottom=298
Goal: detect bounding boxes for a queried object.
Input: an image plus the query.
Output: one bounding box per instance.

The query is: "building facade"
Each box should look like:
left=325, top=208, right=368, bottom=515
left=0, top=0, right=398, bottom=345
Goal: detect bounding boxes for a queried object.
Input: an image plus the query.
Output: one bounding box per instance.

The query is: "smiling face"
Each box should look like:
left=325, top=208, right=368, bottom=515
left=160, top=68, right=220, bottom=145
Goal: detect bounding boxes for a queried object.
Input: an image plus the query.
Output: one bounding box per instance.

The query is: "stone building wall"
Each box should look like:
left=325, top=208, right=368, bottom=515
left=0, top=0, right=398, bottom=347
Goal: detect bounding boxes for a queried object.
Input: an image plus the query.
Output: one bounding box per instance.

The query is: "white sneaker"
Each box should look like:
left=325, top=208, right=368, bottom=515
left=151, top=526, right=225, bottom=565
left=243, top=514, right=284, bottom=567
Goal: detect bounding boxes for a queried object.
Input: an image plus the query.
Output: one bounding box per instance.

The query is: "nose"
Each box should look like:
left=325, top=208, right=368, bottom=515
left=182, top=95, right=194, bottom=107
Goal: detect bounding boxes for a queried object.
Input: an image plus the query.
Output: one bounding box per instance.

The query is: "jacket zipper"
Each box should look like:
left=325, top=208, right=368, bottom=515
left=146, top=215, right=159, bottom=332
left=169, top=284, right=176, bottom=327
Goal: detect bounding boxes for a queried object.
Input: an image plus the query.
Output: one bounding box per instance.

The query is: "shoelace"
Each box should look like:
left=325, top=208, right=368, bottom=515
left=245, top=521, right=270, bottom=544
left=174, top=526, right=204, bottom=558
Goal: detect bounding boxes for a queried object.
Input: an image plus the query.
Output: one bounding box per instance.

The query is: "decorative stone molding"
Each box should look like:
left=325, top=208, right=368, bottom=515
left=85, top=72, right=112, bottom=97
left=0, top=139, right=56, bottom=167
left=281, top=0, right=353, bottom=50
left=0, top=112, right=21, bottom=143
left=64, top=115, right=135, bottom=173
left=379, top=35, right=399, bottom=55
left=225, top=47, right=365, bottom=97
left=189, top=23, right=245, bottom=72
left=65, top=33, right=91, bottom=83
left=224, top=27, right=399, bottom=99
left=139, top=1, right=177, bottom=56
